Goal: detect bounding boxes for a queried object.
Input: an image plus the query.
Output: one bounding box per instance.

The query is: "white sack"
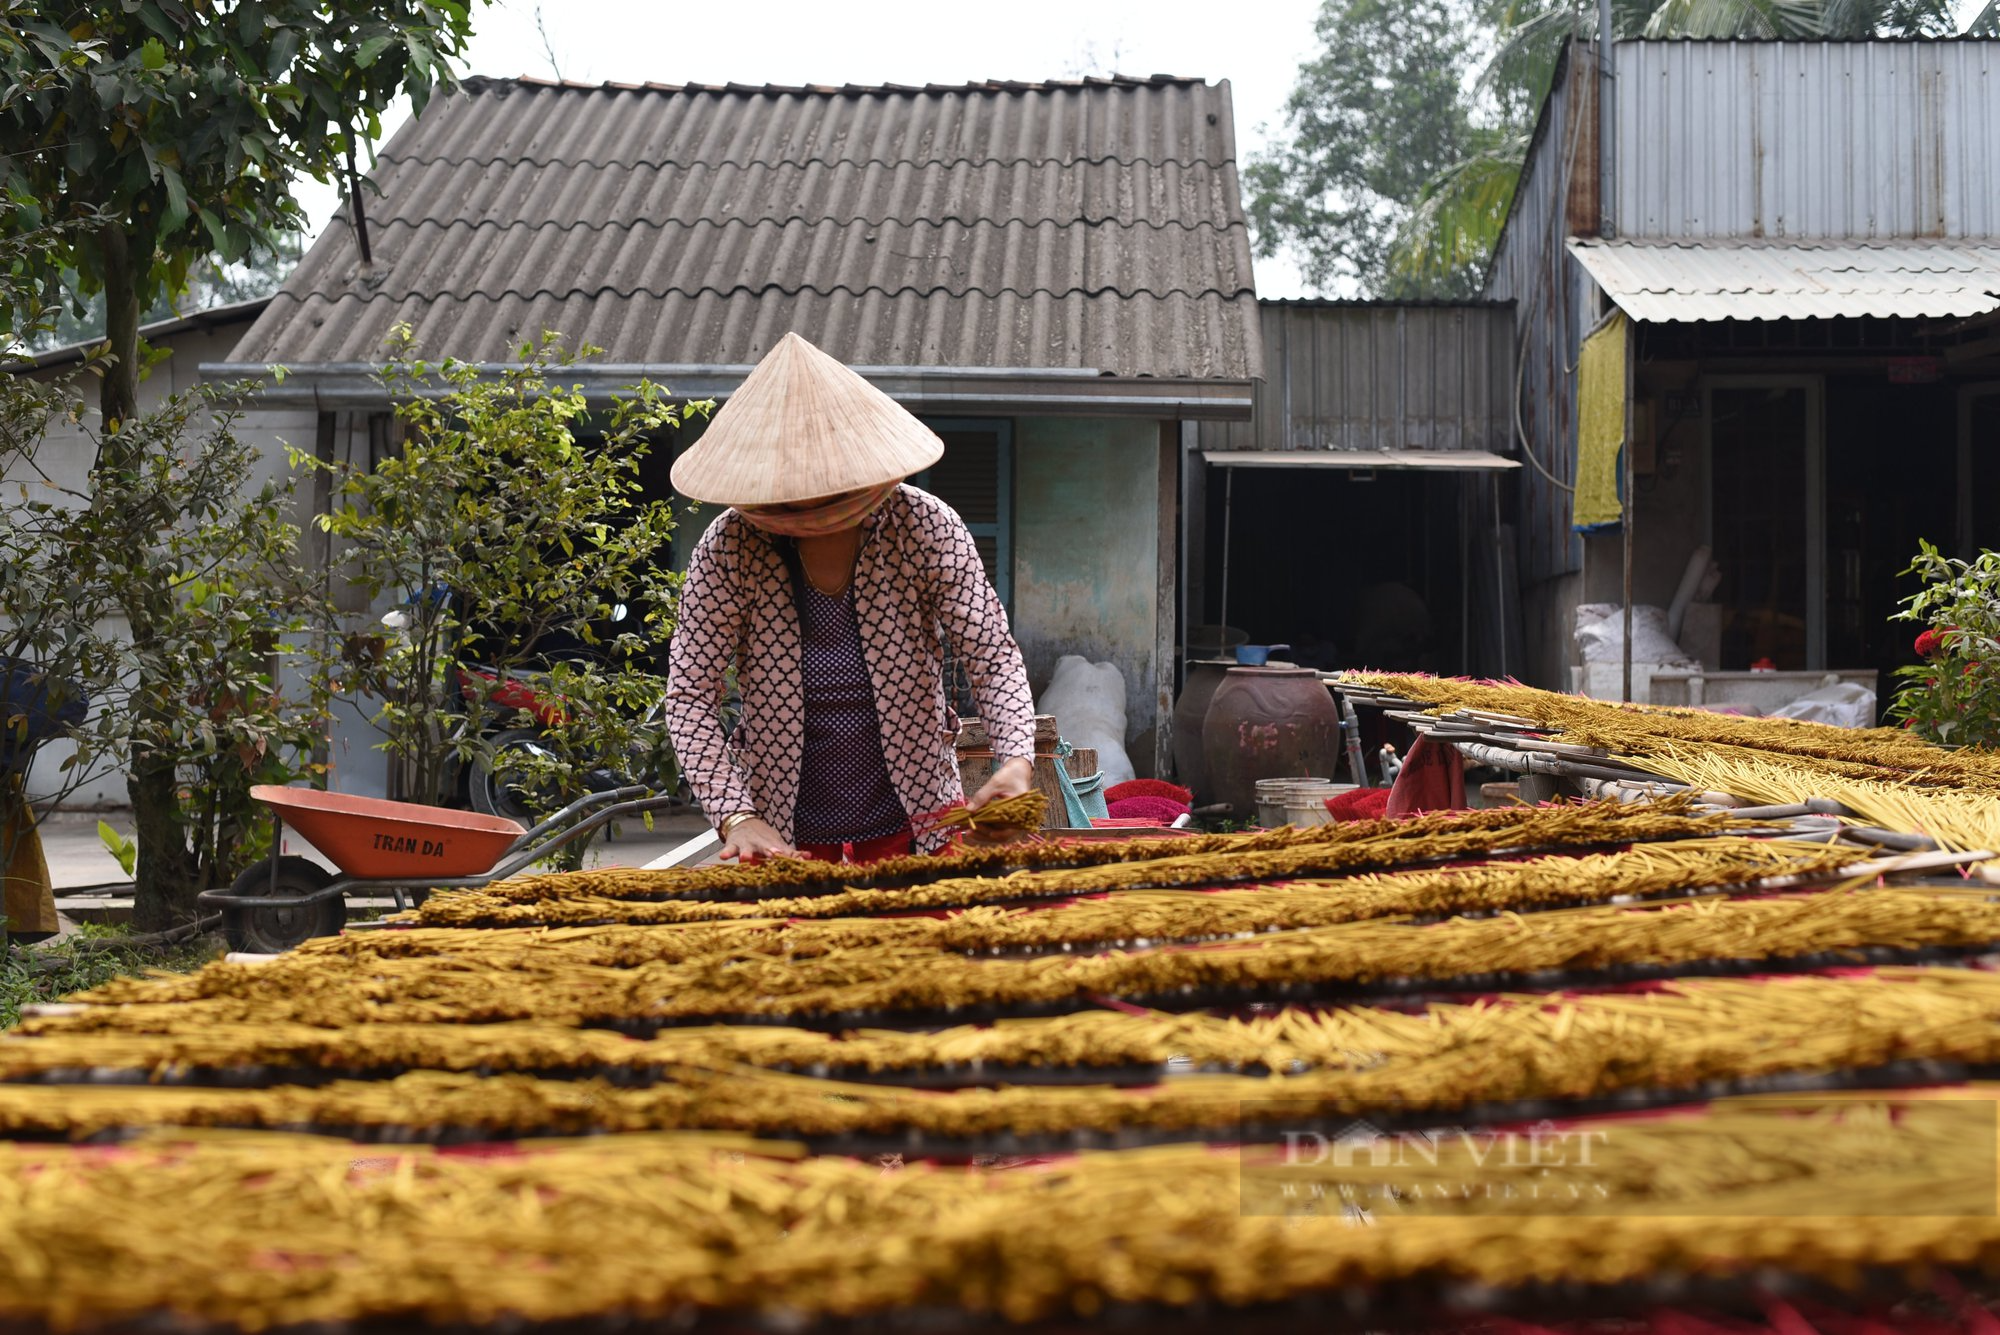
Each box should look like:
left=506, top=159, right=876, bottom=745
left=1036, top=655, right=1135, bottom=787
left=1574, top=603, right=1698, bottom=667
left=1767, top=681, right=1877, bottom=729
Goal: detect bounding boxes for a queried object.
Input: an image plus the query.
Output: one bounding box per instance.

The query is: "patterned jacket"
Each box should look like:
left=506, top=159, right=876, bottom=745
left=664, top=484, right=1037, bottom=851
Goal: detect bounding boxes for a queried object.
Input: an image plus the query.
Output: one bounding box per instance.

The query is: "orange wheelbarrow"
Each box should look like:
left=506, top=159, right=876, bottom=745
left=197, top=784, right=681, bottom=953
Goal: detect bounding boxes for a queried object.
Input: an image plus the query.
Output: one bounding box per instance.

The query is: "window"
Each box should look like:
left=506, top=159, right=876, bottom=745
left=912, top=419, right=1013, bottom=606
left=911, top=419, right=1014, bottom=718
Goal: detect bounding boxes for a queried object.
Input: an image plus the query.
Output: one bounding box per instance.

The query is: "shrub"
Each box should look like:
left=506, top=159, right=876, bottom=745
left=1889, top=540, right=2000, bottom=749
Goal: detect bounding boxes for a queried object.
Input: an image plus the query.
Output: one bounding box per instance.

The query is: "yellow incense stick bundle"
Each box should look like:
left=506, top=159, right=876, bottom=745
left=43, top=888, right=2000, bottom=1031
left=343, top=837, right=1850, bottom=940
left=0, top=1100, right=1995, bottom=1330
left=418, top=797, right=1761, bottom=927
left=13, top=967, right=2000, bottom=1097
left=1348, top=671, right=2000, bottom=791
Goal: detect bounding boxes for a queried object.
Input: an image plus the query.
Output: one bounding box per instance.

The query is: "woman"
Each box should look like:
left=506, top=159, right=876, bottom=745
left=664, top=333, right=1037, bottom=863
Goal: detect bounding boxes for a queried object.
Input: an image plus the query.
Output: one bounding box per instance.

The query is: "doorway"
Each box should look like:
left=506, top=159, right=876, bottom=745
left=1703, top=377, right=1823, bottom=669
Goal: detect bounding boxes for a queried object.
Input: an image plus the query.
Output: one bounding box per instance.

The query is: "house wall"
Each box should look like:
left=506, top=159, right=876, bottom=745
left=1012, top=416, right=1167, bottom=750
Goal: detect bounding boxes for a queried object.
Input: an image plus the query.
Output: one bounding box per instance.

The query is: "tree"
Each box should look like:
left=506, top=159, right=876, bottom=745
left=0, top=369, right=123, bottom=921
left=1, top=208, right=122, bottom=934
left=313, top=331, right=703, bottom=857
left=2, top=367, right=337, bottom=928
left=0, top=0, right=481, bottom=925
left=77, top=385, right=338, bottom=923
left=3, top=372, right=340, bottom=928
left=0, top=0, right=477, bottom=430
left=1245, top=0, right=1489, bottom=297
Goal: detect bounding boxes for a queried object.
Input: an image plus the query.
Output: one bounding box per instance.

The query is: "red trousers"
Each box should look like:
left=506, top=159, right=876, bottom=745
left=795, top=828, right=914, bottom=865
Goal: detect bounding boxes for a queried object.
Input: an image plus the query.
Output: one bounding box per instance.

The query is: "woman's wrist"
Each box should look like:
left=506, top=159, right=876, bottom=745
left=717, top=811, right=760, bottom=838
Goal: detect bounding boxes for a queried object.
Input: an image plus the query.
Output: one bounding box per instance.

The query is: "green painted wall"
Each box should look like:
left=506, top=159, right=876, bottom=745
left=1012, top=417, right=1162, bottom=739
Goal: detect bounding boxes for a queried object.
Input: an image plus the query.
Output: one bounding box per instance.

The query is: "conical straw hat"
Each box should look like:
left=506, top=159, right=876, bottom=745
left=670, top=332, right=943, bottom=506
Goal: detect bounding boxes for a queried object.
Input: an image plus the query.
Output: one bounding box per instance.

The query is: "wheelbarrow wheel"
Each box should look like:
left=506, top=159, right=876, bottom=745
left=222, top=857, right=345, bottom=954
left=469, top=728, right=558, bottom=824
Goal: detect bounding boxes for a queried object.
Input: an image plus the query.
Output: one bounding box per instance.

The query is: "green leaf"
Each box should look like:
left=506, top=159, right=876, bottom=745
left=96, top=821, right=138, bottom=876
left=265, top=26, right=301, bottom=78
left=159, top=163, right=188, bottom=231
left=196, top=206, right=228, bottom=251
left=353, top=34, right=397, bottom=68
left=139, top=38, right=167, bottom=71
left=134, top=7, right=179, bottom=41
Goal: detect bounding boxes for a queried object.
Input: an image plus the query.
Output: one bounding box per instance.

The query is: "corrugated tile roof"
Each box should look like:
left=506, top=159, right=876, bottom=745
left=232, top=75, right=1258, bottom=379
left=1569, top=238, right=2000, bottom=322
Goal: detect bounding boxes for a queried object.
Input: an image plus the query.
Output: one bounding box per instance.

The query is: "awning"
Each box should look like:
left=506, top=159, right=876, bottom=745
left=1202, top=449, right=1520, bottom=471
left=1568, top=238, right=2000, bottom=323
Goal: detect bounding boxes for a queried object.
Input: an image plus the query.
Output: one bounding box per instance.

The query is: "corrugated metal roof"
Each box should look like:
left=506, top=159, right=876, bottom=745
left=1614, top=40, right=2000, bottom=241
left=231, top=75, right=1258, bottom=380
left=1568, top=237, right=2000, bottom=321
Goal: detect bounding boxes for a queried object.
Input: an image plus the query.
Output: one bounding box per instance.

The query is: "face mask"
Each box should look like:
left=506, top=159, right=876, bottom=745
left=736, top=483, right=897, bottom=538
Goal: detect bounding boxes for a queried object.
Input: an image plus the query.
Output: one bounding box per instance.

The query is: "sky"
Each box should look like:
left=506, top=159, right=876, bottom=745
left=291, top=0, right=1325, bottom=298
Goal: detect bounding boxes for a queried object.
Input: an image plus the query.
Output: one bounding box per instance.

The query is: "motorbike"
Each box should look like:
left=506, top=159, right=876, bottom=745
left=456, top=659, right=686, bottom=824
left=370, top=594, right=735, bottom=825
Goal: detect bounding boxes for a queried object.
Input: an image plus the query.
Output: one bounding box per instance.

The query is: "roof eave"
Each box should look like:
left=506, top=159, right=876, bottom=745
left=26, top=296, right=275, bottom=371
left=196, top=361, right=1258, bottom=421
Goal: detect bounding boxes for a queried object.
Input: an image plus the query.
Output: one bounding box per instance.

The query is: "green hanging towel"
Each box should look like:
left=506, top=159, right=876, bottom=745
left=1052, top=740, right=1110, bottom=827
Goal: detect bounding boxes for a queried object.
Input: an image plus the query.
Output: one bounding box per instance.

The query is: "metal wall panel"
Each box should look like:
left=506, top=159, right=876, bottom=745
left=1615, top=41, right=2000, bottom=240
left=1196, top=301, right=1514, bottom=454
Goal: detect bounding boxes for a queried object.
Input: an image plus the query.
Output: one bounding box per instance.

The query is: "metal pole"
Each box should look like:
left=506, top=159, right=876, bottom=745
left=1218, top=465, right=1235, bottom=640
left=1621, top=318, right=1635, bottom=702
left=1459, top=479, right=1470, bottom=671
left=1598, top=0, right=1616, bottom=239
left=1492, top=478, right=1508, bottom=678
left=1178, top=424, right=1194, bottom=687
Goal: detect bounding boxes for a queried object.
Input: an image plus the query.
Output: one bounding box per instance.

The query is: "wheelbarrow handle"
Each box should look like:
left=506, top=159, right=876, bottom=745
left=486, top=790, right=689, bottom=882
left=506, top=784, right=652, bottom=855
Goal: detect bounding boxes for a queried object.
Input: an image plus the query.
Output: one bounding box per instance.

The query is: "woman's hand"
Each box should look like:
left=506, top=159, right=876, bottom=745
left=969, top=756, right=1034, bottom=810
left=960, top=758, right=1037, bottom=847
left=718, top=816, right=801, bottom=863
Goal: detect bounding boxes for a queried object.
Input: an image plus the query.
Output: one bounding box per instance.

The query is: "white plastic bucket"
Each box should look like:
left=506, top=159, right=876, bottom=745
left=1284, top=781, right=1356, bottom=827
left=1254, top=776, right=1329, bottom=826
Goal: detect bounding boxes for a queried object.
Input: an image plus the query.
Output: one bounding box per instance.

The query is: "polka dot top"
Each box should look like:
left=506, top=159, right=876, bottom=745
left=793, top=584, right=909, bottom=844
